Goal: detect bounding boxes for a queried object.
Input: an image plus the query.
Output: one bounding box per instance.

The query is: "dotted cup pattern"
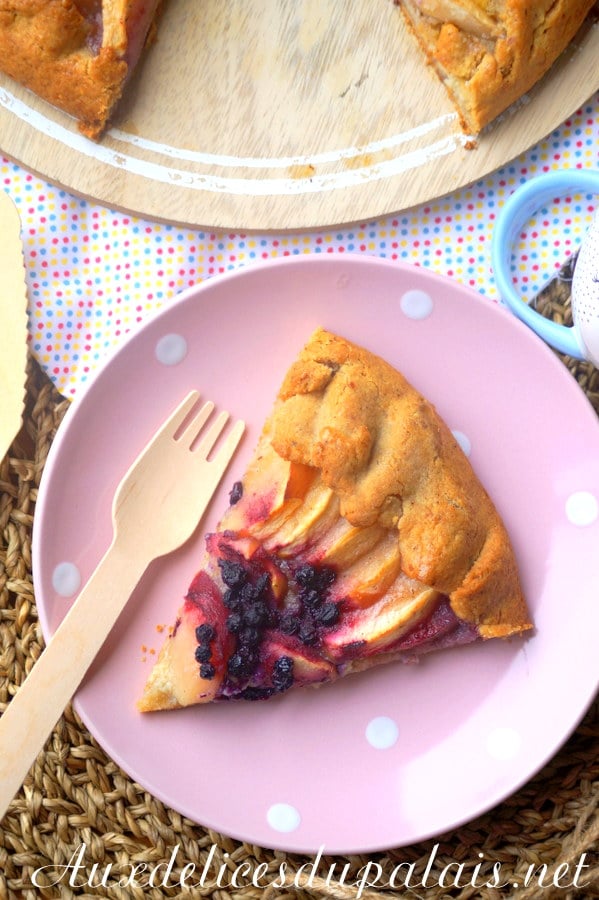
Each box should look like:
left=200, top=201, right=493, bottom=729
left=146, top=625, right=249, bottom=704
left=1, top=94, right=598, bottom=397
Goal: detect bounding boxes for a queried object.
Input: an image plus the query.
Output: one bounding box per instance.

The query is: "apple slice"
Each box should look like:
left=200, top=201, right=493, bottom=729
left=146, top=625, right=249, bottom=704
left=223, top=436, right=300, bottom=532
left=260, top=481, right=339, bottom=556
left=317, top=518, right=386, bottom=569
left=323, top=577, right=439, bottom=661
left=225, top=436, right=319, bottom=536
left=413, top=0, right=501, bottom=39
left=329, top=531, right=402, bottom=608
left=261, top=633, right=336, bottom=687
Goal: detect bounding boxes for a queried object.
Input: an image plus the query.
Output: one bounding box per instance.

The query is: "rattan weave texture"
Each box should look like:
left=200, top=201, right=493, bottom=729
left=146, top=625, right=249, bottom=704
left=1, top=287, right=597, bottom=899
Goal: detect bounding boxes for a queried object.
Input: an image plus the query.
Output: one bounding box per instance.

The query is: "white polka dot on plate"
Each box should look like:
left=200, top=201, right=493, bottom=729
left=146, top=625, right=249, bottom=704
left=267, top=802, right=301, bottom=833
left=486, top=726, right=522, bottom=761
left=565, top=491, right=599, bottom=526
left=365, top=716, right=399, bottom=749
left=155, top=333, right=188, bottom=366
left=400, top=289, right=434, bottom=320
left=52, top=561, right=82, bottom=597
left=452, top=430, right=471, bottom=457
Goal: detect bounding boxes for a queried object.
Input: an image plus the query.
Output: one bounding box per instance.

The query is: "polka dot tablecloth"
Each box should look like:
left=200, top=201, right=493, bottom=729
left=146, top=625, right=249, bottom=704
left=2, top=91, right=599, bottom=398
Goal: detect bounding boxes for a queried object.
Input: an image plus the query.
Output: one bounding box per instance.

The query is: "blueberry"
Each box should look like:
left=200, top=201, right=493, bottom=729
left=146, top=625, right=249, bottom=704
left=239, top=646, right=259, bottom=676
left=227, top=652, right=244, bottom=678
left=226, top=611, right=243, bottom=633
left=194, top=644, right=212, bottom=663
left=295, top=563, right=336, bottom=593
left=295, top=564, right=317, bottom=588
left=314, top=601, right=340, bottom=627
left=255, top=572, right=270, bottom=595
left=279, top=612, right=299, bottom=635
left=227, top=649, right=258, bottom=679
left=272, top=655, right=294, bottom=691
left=273, top=655, right=293, bottom=676
left=244, top=600, right=268, bottom=628
left=240, top=582, right=260, bottom=604
left=302, top=588, right=322, bottom=610
left=218, top=559, right=247, bottom=588
left=222, top=587, right=241, bottom=610
left=200, top=662, right=215, bottom=679
left=316, top=566, right=336, bottom=590
left=299, top=619, right=318, bottom=646
left=229, top=481, right=243, bottom=505
left=227, top=647, right=259, bottom=680
left=239, top=626, right=261, bottom=648
left=195, top=623, right=215, bottom=643
left=239, top=686, right=274, bottom=701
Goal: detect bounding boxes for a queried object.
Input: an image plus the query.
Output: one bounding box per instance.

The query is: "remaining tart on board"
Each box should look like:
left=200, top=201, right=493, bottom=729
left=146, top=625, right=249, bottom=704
left=138, top=329, right=531, bottom=711
left=397, top=0, right=597, bottom=133
left=0, top=0, right=164, bottom=138
left=0, top=1, right=595, bottom=138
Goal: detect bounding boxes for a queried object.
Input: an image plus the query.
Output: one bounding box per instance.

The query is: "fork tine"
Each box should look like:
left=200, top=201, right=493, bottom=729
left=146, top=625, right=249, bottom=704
left=217, top=418, right=246, bottom=458
left=177, top=399, right=215, bottom=447
left=193, top=408, right=231, bottom=456
left=206, top=417, right=246, bottom=471
left=163, top=390, right=202, bottom=437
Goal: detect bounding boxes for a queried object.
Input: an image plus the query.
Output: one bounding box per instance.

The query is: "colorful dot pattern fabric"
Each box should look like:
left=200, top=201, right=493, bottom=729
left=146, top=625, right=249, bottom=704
left=2, top=92, right=599, bottom=397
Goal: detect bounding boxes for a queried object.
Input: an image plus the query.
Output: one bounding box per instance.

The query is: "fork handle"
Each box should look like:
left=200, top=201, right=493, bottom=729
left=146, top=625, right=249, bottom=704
left=0, top=539, right=146, bottom=822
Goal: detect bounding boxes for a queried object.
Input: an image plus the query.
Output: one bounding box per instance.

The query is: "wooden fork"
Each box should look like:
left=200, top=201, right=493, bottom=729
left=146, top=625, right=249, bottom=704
left=0, top=391, right=244, bottom=820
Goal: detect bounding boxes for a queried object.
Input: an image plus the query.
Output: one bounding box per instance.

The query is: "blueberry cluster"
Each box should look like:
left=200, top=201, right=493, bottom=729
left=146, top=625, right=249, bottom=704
left=218, top=556, right=280, bottom=686
left=279, top=562, right=340, bottom=645
left=195, top=623, right=216, bottom=679
left=197, top=553, right=341, bottom=700
left=238, top=686, right=276, bottom=701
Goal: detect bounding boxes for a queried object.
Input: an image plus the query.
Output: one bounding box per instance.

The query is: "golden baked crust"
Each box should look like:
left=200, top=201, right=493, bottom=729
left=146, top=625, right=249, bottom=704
left=398, top=0, right=596, bottom=133
left=0, top=0, right=163, bottom=138
left=270, top=328, right=530, bottom=638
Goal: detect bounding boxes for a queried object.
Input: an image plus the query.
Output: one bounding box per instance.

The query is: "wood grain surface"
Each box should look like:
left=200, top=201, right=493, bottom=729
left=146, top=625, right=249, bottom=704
left=0, top=0, right=598, bottom=232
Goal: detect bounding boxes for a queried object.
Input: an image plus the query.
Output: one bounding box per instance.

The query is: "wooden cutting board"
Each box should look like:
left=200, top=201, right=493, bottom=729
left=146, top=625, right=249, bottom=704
left=1, top=0, right=598, bottom=232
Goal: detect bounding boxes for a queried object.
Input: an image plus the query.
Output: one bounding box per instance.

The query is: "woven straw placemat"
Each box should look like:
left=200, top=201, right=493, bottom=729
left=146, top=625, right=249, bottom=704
left=1, top=283, right=597, bottom=900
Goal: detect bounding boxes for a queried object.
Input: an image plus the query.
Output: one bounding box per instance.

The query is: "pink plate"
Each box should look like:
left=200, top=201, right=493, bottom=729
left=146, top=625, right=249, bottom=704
left=33, top=255, right=599, bottom=854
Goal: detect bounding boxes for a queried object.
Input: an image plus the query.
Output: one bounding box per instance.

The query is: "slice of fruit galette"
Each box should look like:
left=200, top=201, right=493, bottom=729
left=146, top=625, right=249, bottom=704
left=397, top=0, right=596, bottom=134
left=0, top=0, right=164, bottom=138
left=138, top=328, right=531, bottom=711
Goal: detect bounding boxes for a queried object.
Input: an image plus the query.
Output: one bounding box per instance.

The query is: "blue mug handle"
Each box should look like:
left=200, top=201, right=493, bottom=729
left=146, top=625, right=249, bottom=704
left=492, top=169, right=599, bottom=359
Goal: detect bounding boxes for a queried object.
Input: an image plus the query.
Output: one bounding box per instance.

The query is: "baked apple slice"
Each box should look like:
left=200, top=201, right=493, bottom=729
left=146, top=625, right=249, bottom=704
left=0, top=0, right=164, bottom=137
left=138, top=328, right=531, bottom=711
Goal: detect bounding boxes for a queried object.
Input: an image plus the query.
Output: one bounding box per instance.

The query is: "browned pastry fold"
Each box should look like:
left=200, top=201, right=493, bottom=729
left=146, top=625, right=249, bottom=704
left=398, top=0, right=596, bottom=133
